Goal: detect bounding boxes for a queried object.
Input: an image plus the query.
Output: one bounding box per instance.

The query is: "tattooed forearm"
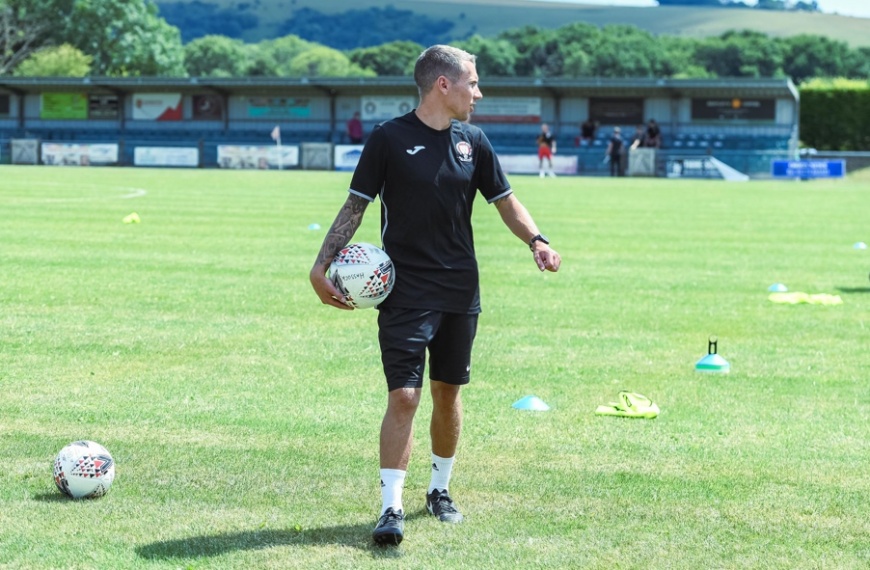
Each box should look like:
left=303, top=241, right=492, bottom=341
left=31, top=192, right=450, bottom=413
left=313, top=194, right=370, bottom=268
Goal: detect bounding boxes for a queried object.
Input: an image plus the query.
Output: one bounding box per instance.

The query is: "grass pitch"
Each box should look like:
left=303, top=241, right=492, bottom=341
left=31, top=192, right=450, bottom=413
left=1, top=166, right=868, bottom=569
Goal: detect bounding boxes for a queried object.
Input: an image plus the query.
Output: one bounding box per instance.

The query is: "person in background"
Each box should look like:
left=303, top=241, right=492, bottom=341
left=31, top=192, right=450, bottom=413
left=605, top=126, right=624, bottom=177
left=347, top=111, right=364, bottom=144
left=536, top=123, right=557, bottom=178
left=579, top=118, right=596, bottom=146
left=629, top=124, right=647, bottom=150
left=644, top=118, right=661, bottom=148
left=309, top=44, right=561, bottom=547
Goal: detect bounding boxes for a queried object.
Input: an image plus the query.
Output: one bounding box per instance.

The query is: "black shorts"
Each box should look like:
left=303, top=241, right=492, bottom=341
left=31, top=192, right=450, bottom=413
left=377, top=307, right=479, bottom=391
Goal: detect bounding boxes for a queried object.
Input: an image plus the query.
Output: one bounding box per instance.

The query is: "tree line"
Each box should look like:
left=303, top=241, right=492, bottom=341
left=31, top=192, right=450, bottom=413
left=658, top=0, right=819, bottom=10
left=153, top=2, right=822, bottom=47
left=2, top=0, right=868, bottom=85
left=800, top=79, right=870, bottom=151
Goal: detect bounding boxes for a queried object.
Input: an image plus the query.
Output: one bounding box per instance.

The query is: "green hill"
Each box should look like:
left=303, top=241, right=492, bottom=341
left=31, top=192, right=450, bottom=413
left=156, top=0, right=870, bottom=47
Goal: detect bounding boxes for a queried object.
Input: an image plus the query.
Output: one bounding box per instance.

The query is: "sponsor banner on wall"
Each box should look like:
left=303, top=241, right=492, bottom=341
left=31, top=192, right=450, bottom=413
left=41, top=93, right=89, bottom=119
left=692, top=98, right=775, bottom=121
left=247, top=97, right=311, bottom=119
left=0, top=94, right=10, bottom=116
left=497, top=154, right=577, bottom=175
left=771, top=159, right=845, bottom=179
left=589, top=98, right=644, bottom=125
left=193, top=94, right=223, bottom=120
left=41, top=143, right=119, bottom=166
left=334, top=144, right=364, bottom=171
left=11, top=139, right=39, bottom=165
left=217, top=145, right=299, bottom=169
left=361, top=96, right=415, bottom=121
left=132, top=93, right=183, bottom=121
left=628, top=148, right=656, bottom=177
left=666, top=156, right=749, bottom=181
left=471, top=97, right=542, bottom=123
left=134, top=147, right=199, bottom=167
left=301, top=142, right=333, bottom=170
left=88, top=94, right=119, bottom=119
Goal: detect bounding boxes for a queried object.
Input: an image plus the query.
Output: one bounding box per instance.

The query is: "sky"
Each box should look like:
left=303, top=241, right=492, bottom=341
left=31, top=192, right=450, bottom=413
left=526, top=1, right=870, bottom=18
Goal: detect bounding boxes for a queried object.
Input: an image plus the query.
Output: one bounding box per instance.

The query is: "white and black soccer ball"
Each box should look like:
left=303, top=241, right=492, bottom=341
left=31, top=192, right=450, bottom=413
left=53, top=440, right=115, bottom=499
left=329, top=242, right=395, bottom=309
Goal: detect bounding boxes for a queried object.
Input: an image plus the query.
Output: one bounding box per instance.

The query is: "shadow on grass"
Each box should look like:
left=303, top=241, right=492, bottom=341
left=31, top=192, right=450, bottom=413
left=33, top=492, right=75, bottom=503
left=135, top=509, right=429, bottom=559
left=836, top=285, right=870, bottom=294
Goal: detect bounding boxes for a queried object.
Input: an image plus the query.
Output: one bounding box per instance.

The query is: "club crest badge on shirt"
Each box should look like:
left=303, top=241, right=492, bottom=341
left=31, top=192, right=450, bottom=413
left=455, top=141, right=473, bottom=162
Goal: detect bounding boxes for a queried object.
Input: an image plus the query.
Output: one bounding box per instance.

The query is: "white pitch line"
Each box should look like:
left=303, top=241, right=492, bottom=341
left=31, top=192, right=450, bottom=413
left=118, top=187, right=148, bottom=199
left=2, top=183, right=148, bottom=203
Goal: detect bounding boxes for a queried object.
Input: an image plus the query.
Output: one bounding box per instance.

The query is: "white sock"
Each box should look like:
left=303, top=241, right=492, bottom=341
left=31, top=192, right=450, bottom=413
left=428, top=453, right=455, bottom=494
left=380, top=468, right=406, bottom=515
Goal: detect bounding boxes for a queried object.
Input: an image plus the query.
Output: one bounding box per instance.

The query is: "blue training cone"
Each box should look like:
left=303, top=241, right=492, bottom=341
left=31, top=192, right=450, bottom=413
left=308, top=223, right=321, bottom=231
left=696, top=336, right=730, bottom=373
left=512, top=395, right=551, bottom=411
left=854, top=242, right=867, bottom=250
left=768, top=283, right=788, bottom=292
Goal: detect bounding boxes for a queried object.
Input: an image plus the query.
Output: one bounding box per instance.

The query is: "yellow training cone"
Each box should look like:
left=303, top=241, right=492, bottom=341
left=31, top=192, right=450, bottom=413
left=123, top=212, right=141, bottom=224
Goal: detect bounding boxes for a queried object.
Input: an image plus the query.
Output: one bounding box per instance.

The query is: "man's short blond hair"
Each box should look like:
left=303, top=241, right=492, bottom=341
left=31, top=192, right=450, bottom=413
left=414, top=45, right=477, bottom=99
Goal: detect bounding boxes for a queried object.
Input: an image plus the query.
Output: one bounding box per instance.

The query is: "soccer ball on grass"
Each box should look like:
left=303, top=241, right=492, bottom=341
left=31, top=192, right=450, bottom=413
left=53, top=440, right=115, bottom=499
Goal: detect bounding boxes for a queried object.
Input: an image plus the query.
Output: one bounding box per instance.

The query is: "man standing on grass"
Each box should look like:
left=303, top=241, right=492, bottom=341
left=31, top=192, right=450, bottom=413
left=605, top=127, right=624, bottom=177
left=536, top=123, right=557, bottom=178
left=309, top=44, right=561, bottom=547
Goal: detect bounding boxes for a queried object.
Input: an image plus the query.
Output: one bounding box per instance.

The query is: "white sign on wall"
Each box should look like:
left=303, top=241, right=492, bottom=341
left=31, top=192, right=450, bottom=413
left=334, top=144, right=364, bottom=171
left=217, top=145, right=299, bottom=169
left=472, top=97, right=542, bottom=123
left=11, top=140, right=39, bottom=164
left=132, top=93, right=183, bottom=121
left=497, top=154, right=577, bottom=175
left=361, top=96, right=415, bottom=121
left=41, top=143, right=119, bottom=166
left=134, top=147, right=199, bottom=167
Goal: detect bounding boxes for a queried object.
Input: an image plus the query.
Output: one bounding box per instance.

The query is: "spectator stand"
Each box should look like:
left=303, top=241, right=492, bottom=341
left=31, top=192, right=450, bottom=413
left=0, top=76, right=798, bottom=175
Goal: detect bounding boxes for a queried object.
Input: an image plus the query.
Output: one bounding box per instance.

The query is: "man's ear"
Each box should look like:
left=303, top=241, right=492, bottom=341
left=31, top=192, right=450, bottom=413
left=437, top=75, right=450, bottom=93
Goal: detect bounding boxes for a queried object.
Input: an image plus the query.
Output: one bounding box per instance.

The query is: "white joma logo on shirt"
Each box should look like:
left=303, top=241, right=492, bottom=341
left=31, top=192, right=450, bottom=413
left=406, top=146, right=425, bottom=155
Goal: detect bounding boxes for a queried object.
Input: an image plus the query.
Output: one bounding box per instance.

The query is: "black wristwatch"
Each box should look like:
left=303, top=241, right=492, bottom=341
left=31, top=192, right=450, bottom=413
left=529, top=234, right=550, bottom=250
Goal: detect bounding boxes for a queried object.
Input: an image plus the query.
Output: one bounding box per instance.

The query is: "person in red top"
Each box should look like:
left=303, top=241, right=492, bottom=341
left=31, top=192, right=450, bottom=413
left=346, top=111, right=364, bottom=144
left=536, top=123, right=557, bottom=178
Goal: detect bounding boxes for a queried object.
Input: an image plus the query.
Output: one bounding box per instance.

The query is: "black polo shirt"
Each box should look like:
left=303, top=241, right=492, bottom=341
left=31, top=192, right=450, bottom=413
left=349, top=111, right=512, bottom=314
left=537, top=131, right=555, bottom=149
